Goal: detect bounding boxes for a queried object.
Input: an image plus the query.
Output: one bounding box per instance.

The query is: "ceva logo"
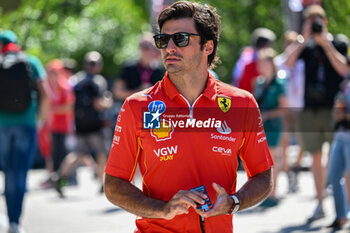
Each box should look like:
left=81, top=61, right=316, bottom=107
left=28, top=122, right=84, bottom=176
left=153, top=145, right=178, bottom=162
left=212, top=146, right=232, bottom=155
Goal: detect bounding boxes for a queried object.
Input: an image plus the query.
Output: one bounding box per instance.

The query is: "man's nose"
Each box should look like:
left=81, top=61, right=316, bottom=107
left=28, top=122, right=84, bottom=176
left=165, top=38, right=177, bottom=53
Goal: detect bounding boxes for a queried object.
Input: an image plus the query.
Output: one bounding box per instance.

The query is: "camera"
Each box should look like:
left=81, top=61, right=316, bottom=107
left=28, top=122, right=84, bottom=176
left=311, top=18, right=324, bottom=34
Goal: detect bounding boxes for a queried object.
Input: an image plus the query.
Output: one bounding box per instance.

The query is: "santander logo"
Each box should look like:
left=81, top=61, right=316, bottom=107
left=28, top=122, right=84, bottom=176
left=217, top=120, right=231, bottom=135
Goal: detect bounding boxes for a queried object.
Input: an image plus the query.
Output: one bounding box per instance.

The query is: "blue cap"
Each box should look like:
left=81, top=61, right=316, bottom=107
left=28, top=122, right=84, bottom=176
left=0, top=30, right=18, bottom=45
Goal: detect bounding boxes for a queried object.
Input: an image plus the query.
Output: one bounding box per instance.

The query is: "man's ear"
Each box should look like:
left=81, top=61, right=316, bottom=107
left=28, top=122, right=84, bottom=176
left=204, top=40, right=214, bottom=55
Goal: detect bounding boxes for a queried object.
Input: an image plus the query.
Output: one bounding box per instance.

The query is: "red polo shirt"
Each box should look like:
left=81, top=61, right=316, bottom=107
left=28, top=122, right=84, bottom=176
left=105, top=72, right=273, bottom=233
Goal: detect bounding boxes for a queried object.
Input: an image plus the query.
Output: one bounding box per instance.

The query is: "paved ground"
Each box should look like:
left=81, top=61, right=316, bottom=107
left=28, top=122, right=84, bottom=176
left=0, top=166, right=349, bottom=233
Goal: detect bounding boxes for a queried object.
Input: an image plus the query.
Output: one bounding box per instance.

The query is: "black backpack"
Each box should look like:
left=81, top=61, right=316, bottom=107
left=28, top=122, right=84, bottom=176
left=73, top=75, right=103, bottom=134
left=0, top=52, right=33, bottom=113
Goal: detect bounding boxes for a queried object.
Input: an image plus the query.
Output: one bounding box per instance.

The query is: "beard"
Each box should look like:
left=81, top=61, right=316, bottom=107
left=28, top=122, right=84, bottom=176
left=162, top=54, right=184, bottom=74
left=162, top=49, right=205, bottom=75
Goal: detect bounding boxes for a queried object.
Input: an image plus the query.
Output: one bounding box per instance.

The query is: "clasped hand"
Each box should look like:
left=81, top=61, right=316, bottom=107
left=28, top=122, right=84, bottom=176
left=162, top=182, right=233, bottom=220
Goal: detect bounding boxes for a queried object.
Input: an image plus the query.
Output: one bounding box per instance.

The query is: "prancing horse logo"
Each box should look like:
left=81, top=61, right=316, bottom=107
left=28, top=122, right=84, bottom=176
left=217, top=97, right=231, bottom=113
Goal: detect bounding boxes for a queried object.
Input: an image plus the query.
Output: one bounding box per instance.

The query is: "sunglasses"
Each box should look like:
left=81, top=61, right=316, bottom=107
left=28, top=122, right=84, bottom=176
left=153, top=32, right=200, bottom=49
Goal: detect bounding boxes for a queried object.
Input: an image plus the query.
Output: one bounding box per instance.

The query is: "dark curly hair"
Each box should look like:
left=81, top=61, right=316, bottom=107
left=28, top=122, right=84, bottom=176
left=157, top=1, right=221, bottom=69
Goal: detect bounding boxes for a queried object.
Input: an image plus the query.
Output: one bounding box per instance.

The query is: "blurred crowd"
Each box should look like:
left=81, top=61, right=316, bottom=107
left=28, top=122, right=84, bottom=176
left=0, top=1, right=350, bottom=233
left=231, top=3, right=350, bottom=231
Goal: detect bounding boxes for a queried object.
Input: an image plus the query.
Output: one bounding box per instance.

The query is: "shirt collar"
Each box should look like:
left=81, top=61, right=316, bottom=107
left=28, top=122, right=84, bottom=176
left=163, top=71, right=217, bottom=102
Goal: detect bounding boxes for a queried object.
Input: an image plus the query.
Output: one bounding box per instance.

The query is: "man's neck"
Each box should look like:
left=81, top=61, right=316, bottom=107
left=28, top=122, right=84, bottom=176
left=168, top=69, right=208, bottom=105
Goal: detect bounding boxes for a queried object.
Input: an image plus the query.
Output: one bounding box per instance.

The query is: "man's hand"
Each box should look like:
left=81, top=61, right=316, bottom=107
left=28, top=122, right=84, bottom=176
left=163, top=190, right=208, bottom=220
left=196, top=183, right=233, bottom=218
left=314, top=32, right=329, bottom=48
left=313, top=30, right=348, bottom=77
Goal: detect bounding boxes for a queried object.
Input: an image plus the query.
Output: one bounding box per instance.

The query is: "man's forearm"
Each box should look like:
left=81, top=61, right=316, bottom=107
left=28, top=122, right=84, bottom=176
left=323, top=42, right=347, bottom=77
left=284, top=42, right=304, bottom=69
left=104, top=174, right=166, bottom=218
left=235, top=168, right=273, bottom=210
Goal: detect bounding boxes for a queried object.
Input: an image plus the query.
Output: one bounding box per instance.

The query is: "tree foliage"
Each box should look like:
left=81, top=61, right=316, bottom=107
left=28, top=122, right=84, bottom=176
left=0, top=0, right=150, bottom=78
left=207, top=0, right=285, bottom=82
left=1, top=0, right=349, bottom=83
left=323, top=0, right=350, bottom=40
left=207, top=0, right=350, bottom=83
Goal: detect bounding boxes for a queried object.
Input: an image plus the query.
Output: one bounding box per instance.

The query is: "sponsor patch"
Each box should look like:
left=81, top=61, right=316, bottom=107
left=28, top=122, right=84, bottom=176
left=212, top=146, right=232, bottom=156
left=217, top=120, right=231, bottom=134
left=211, top=133, right=236, bottom=142
left=148, top=100, right=166, bottom=114
left=151, top=120, right=174, bottom=141
left=143, top=100, right=166, bottom=129
left=258, top=136, right=267, bottom=143
left=217, top=96, right=231, bottom=113
left=153, top=145, right=178, bottom=162
left=112, top=135, right=120, bottom=147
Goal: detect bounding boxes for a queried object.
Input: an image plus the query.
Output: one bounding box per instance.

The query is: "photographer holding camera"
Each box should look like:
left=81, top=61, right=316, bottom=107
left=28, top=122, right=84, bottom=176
left=285, top=4, right=348, bottom=224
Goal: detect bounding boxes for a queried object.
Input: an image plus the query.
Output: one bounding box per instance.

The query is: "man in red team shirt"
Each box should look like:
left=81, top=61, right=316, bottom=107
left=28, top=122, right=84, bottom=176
left=104, top=1, right=273, bottom=232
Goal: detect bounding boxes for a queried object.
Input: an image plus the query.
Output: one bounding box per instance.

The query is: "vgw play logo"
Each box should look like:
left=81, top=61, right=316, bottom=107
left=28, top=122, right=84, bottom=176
left=143, top=101, right=166, bottom=129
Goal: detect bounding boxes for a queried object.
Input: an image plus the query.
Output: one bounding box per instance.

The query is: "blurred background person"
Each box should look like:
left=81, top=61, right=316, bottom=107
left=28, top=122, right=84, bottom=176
left=254, top=48, right=287, bottom=208
left=326, top=34, right=350, bottom=231
left=108, top=32, right=164, bottom=139
left=62, top=58, right=77, bottom=77
left=52, top=51, right=112, bottom=197
left=43, top=59, right=75, bottom=191
left=232, top=27, right=276, bottom=93
left=61, top=58, right=78, bottom=153
left=327, top=75, right=350, bottom=230
left=0, top=30, right=49, bottom=233
left=112, top=32, right=164, bottom=102
left=275, top=30, right=305, bottom=193
left=285, top=4, right=348, bottom=223
left=106, top=32, right=164, bottom=148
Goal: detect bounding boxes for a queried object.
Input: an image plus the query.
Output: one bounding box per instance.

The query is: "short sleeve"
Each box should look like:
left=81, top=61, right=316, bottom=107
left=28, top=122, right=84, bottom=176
left=239, top=96, right=273, bottom=178
left=105, top=98, right=141, bottom=181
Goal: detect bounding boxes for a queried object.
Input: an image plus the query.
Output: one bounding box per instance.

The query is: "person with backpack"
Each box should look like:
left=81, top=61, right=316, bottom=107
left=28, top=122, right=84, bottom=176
left=0, top=30, right=49, bottom=233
